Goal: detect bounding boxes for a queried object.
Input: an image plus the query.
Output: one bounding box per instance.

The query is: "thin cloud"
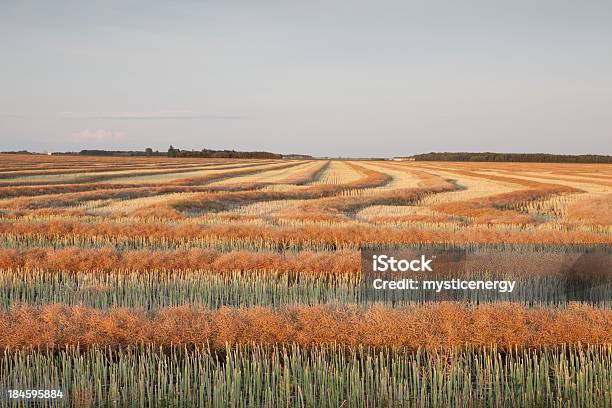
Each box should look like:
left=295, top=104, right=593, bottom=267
left=71, top=129, right=126, bottom=142
left=58, top=111, right=242, bottom=120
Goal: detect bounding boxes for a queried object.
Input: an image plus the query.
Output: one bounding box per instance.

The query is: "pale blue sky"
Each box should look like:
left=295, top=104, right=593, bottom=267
left=1, top=1, right=611, bottom=156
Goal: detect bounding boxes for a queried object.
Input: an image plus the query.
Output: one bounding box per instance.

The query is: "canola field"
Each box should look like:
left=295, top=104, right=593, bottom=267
left=0, top=154, right=610, bottom=407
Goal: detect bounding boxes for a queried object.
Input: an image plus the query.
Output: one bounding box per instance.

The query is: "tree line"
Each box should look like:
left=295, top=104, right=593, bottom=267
left=48, top=147, right=286, bottom=159
left=409, top=152, right=612, bottom=163
left=166, top=146, right=282, bottom=159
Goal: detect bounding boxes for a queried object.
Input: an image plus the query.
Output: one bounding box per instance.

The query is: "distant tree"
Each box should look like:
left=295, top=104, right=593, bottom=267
left=168, top=145, right=177, bottom=157
left=145, top=147, right=153, bottom=156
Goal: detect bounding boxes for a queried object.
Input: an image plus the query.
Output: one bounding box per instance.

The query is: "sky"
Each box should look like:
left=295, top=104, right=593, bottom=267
left=1, top=1, right=611, bottom=157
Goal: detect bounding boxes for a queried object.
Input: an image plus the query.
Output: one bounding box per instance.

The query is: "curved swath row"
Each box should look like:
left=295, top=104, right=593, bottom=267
left=0, top=160, right=296, bottom=210
left=0, top=157, right=609, bottom=230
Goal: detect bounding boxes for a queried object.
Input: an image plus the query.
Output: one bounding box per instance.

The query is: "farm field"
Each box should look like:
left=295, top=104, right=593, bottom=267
left=0, top=153, right=610, bottom=407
